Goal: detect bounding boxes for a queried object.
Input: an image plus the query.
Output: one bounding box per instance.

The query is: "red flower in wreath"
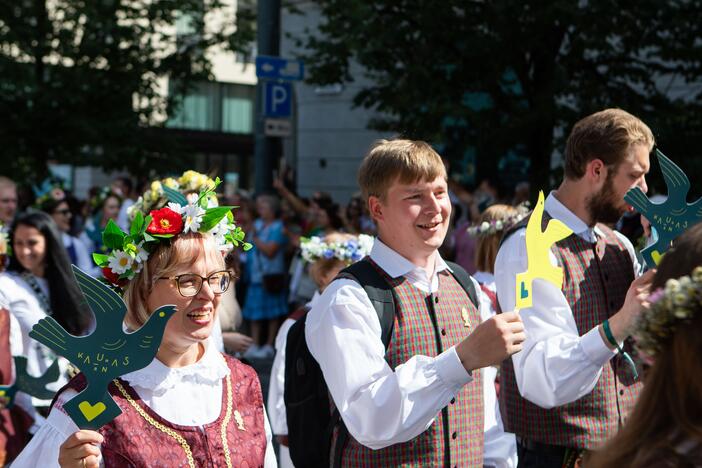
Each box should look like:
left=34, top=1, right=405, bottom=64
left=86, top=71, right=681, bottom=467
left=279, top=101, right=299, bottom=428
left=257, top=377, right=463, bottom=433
left=146, top=207, right=183, bottom=235
left=102, top=267, right=128, bottom=287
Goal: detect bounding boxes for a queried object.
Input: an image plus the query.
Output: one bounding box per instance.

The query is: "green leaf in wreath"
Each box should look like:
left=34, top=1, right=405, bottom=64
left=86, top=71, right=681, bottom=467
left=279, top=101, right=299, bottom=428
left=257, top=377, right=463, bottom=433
left=200, top=207, right=232, bottom=232
left=130, top=211, right=144, bottom=238
left=92, top=253, right=109, bottom=267
left=102, top=220, right=126, bottom=251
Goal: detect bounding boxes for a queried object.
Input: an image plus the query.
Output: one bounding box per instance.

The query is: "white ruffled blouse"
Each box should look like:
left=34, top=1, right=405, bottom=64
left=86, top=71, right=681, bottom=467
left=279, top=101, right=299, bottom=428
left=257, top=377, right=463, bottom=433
left=11, top=340, right=277, bottom=467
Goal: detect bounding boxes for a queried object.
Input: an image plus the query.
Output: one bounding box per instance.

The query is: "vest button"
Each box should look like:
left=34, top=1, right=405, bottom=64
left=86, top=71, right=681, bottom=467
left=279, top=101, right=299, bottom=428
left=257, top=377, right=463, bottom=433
left=435, top=296, right=439, bottom=303
left=441, top=329, right=447, bottom=336
left=619, top=389, right=624, bottom=396
left=450, top=398, right=456, bottom=404
left=604, top=273, right=609, bottom=281
left=452, top=431, right=457, bottom=439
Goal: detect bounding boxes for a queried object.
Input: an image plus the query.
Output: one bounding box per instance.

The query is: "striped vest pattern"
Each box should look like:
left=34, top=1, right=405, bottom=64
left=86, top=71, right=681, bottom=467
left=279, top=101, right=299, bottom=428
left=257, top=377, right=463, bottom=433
left=499, top=218, right=643, bottom=449
left=334, top=260, right=484, bottom=467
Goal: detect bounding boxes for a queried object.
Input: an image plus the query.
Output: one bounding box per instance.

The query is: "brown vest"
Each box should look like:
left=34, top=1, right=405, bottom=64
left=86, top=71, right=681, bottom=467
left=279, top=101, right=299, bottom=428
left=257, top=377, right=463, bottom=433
left=56, top=354, right=267, bottom=467
left=334, top=259, right=484, bottom=467
left=499, top=215, right=643, bottom=449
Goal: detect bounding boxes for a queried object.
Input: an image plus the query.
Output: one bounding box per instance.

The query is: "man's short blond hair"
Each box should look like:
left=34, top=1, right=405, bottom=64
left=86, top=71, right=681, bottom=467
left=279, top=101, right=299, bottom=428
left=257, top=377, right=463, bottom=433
left=564, top=108, right=655, bottom=179
left=358, top=139, right=447, bottom=200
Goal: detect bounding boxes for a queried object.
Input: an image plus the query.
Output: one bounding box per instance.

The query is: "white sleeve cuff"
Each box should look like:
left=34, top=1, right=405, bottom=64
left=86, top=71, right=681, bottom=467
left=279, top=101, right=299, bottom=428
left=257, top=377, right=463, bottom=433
left=435, top=346, right=473, bottom=390
left=581, top=325, right=617, bottom=367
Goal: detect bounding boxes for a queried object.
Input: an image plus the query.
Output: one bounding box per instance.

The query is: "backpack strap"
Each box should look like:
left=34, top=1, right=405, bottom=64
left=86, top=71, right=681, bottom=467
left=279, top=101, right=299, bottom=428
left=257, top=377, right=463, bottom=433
left=330, top=259, right=396, bottom=467
left=337, top=260, right=396, bottom=348
left=445, top=261, right=479, bottom=308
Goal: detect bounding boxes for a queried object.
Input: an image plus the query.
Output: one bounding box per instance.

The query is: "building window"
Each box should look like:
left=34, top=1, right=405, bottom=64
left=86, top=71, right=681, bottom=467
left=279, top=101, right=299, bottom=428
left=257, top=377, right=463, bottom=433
left=167, top=81, right=254, bottom=134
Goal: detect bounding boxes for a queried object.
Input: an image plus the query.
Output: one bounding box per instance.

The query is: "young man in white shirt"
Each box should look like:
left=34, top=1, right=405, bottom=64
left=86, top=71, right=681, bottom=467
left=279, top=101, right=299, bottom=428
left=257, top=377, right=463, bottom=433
left=495, top=108, right=656, bottom=467
left=306, top=139, right=525, bottom=467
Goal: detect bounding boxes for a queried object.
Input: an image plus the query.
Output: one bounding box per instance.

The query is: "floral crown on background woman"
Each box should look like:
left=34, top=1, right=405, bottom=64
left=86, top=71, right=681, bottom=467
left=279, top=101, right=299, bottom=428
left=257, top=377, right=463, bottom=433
left=466, top=203, right=530, bottom=237
left=33, top=177, right=67, bottom=209
left=94, top=171, right=251, bottom=286
left=300, top=234, right=374, bottom=265
left=635, top=266, right=702, bottom=362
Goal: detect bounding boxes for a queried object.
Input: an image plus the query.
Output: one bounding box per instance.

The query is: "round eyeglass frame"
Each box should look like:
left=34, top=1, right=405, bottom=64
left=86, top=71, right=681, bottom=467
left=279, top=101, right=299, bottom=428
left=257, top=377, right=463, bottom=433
left=158, top=270, right=234, bottom=297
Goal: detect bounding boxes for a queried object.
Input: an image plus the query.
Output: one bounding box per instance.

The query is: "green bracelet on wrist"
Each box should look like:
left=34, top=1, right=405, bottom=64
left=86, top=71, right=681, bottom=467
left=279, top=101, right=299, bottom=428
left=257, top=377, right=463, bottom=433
left=602, top=319, right=639, bottom=380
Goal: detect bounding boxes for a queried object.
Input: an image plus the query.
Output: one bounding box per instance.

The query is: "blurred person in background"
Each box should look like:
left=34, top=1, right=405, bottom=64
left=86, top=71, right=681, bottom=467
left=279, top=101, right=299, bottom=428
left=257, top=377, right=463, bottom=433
left=0, top=224, right=33, bottom=465
left=268, top=232, right=373, bottom=468
left=112, top=176, right=136, bottom=232
left=37, top=187, right=95, bottom=275
left=242, top=194, right=289, bottom=359
left=0, top=176, right=18, bottom=231
left=81, top=188, right=122, bottom=255
left=0, top=212, right=92, bottom=434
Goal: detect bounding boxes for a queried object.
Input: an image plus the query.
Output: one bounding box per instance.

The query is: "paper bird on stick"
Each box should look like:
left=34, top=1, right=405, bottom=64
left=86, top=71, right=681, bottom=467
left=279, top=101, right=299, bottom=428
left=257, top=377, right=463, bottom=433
left=0, top=356, right=61, bottom=408
left=29, top=266, right=176, bottom=429
left=515, top=191, right=573, bottom=310
left=624, top=149, right=702, bottom=268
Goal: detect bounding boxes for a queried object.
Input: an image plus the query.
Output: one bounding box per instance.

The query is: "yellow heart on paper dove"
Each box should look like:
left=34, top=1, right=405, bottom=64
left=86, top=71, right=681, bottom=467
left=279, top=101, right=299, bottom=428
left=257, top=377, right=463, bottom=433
left=515, top=191, right=573, bottom=310
left=651, top=250, right=664, bottom=266
left=79, top=400, right=107, bottom=422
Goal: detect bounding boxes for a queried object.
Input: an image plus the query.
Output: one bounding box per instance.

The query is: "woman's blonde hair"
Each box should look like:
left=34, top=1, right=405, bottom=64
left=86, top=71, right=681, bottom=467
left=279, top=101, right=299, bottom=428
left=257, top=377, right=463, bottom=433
left=122, top=232, right=225, bottom=329
left=474, top=204, right=519, bottom=274
left=308, top=232, right=356, bottom=290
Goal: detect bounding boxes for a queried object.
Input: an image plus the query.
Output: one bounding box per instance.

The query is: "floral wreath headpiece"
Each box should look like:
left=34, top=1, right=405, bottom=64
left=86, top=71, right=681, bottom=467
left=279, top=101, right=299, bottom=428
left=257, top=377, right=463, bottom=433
left=635, top=266, right=702, bottom=362
left=33, top=177, right=67, bottom=209
left=300, top=234, right=374, bottom=265
left=466, top=203, right=530, bottom=237
left=93, top=172, right=251, bottom=286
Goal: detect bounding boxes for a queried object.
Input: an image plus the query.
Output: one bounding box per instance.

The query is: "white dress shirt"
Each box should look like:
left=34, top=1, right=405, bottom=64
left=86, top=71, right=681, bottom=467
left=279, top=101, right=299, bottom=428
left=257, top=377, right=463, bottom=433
left=306, top=239, right=514, bottom=466
left=494, top=191, right=640, bottom=409
left=474, top=271, right=518, bottom=468
left=0, top=272, right=71, bottom=432
left=11, top=340, right=277, bottom=467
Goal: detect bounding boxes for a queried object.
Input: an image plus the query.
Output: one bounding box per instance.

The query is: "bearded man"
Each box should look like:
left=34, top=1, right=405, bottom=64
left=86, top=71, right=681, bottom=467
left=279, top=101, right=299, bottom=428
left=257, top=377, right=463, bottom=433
left=494, top=108, right=656, bottom=468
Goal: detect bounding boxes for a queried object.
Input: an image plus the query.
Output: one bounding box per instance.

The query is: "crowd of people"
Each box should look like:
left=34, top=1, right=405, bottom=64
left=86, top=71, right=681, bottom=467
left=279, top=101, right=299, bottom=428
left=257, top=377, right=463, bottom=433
left=0, top=107, right=700, bottom=467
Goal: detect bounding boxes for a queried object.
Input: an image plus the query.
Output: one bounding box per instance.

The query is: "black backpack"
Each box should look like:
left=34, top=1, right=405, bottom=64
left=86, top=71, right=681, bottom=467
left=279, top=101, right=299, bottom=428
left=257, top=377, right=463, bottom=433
left=283, top=260, right=478, bottom=468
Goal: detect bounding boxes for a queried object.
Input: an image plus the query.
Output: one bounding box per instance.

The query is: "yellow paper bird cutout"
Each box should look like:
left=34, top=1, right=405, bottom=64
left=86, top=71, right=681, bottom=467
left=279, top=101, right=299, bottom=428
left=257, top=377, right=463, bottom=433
left=515, top=191, right=573, bottom=310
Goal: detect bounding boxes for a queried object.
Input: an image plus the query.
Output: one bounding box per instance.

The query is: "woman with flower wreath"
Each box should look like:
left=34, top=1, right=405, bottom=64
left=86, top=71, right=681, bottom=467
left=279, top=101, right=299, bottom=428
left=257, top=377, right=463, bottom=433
left=11, top=173, right=276, bottom=468
left=0, top=212, right=93, bottom=433
left=466, top=203, right=527, bottom=468
left=587, top=223, right=702, bottom=467
left=267, top=231, right=373, bottom=467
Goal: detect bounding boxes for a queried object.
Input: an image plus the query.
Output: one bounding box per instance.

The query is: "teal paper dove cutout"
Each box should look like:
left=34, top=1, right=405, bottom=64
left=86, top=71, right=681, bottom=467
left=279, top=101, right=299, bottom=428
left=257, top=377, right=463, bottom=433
left=29, top=266, right=177, bottom=429
left=0, top=356, right=61, bottom=408
left=624, top=149, right=702, bottom=268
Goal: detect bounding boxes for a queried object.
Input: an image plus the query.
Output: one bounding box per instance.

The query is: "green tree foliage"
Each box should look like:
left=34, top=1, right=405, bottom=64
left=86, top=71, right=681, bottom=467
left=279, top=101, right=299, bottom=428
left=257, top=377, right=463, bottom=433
left=294, top=1, right=702, bottom=193
left=0, top=0, right=255, bottom=183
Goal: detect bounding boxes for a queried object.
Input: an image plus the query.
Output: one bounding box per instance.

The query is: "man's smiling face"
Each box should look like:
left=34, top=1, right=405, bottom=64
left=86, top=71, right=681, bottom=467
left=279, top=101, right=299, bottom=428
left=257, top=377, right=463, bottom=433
left=371, top=175, right=451, bottom=263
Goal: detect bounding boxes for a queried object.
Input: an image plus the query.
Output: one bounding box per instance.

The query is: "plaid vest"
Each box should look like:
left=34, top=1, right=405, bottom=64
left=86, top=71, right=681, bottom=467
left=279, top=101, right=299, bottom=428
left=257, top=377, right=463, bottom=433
left=334, top=259, right=484, bottom=467
left=499, top=215, right=643, bottom=449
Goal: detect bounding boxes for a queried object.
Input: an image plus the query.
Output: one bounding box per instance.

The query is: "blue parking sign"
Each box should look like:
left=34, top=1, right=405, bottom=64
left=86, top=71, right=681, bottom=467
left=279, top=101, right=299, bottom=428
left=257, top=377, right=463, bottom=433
left=264, top=82, right=292, bottom=118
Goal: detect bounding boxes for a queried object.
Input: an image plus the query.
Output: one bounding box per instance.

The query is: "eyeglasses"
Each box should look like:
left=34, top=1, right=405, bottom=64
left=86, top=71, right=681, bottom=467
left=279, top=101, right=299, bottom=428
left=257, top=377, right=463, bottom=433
left=158, top=270, right=233, bottom=297
left=54, top=209, right=72, bottom=216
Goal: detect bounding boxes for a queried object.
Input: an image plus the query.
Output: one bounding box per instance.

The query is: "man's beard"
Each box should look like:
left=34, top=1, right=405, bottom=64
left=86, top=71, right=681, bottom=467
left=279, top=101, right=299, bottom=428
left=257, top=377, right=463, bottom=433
left=587, top=178, right=625, bottom=225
